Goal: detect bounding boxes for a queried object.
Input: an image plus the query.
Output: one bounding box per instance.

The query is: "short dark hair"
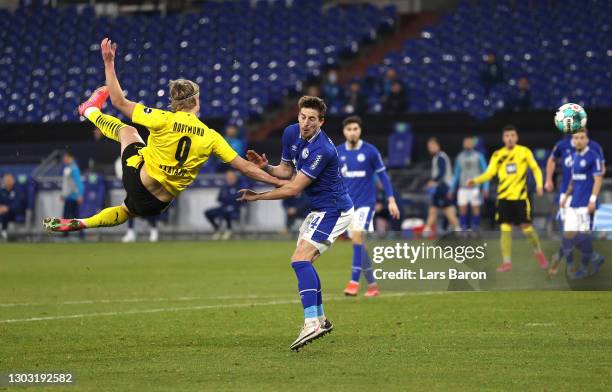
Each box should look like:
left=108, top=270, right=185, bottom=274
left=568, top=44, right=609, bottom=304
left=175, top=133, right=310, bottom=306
left=298, top=96, right=327, bottom=119
left=342, top=115, right=362, bottom=128
left=502, top=124, right=518, bottom=133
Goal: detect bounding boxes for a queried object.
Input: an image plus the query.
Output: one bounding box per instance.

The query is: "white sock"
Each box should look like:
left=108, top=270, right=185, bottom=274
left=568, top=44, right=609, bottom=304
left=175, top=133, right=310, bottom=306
left=83, top=107, right=100, bottom=119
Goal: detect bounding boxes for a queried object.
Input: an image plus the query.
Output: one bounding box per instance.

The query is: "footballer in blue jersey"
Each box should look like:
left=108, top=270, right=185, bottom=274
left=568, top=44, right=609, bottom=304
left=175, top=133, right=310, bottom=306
left=336, top=116, right=400, bottom=297
left=553, top=130, right=604, bottom=278
left=240, top=96, right=354, bottom=351
left=545, top=129, right=606, bottom=275
left=545, top=131, right=605, bottom=199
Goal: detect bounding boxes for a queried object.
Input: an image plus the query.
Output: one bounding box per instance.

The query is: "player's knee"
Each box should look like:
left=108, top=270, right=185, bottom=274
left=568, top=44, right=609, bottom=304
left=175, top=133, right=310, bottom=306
left=291, top=241, right=319, bottom=262
left=351, top=231, right=363, bottom=244
left=500, top=223, right=512, bottom=232
left=119, top=126, right=143, bottom=145
left=521, top=224, right=533, bottom=232
left=121, top=204, right=136, bottom=218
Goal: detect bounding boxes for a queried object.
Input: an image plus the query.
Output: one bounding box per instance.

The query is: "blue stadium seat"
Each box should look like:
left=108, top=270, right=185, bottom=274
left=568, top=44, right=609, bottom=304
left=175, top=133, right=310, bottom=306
left=0, top=1, right=396, bottom=123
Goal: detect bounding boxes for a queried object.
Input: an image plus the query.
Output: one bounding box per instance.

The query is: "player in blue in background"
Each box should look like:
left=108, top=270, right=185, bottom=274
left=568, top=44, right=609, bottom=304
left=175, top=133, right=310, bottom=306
left=449, top=136, right=489, bottom=232
left=337, top=116, right=400, bottom=297
left=0, top=173, right=26, bottom=241
left=554, top=129, right=604, bottom=278
left=424, top=137, right=460, bottom=236
left=241, top=96, right=354, bottom=351
left=545, top=128, right=605, bottom=274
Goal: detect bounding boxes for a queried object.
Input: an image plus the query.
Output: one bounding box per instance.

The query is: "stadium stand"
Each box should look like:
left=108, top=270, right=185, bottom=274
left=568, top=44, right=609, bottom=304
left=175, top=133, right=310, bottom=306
left=0, top=0, right=396, bottom=123
left=349, top=0, right=612, bottom=117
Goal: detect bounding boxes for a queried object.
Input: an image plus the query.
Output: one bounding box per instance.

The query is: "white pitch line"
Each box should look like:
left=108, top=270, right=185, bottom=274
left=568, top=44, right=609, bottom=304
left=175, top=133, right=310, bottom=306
left=0, top=299, right=302, bottom=324
left=0, top=291, right=450, bottom=324
left=525, top=322, right=555, bottom=327
left=0, top=294, right=289, bottom=308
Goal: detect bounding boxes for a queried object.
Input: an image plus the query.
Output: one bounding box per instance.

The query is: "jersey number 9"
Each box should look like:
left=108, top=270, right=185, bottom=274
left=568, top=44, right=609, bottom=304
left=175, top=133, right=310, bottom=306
left=175, top=136, right=192, bottom=167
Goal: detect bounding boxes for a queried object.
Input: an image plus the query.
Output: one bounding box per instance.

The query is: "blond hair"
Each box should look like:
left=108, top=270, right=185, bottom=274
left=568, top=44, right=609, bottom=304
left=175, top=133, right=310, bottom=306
left=169, top=79, right=199, bottom=112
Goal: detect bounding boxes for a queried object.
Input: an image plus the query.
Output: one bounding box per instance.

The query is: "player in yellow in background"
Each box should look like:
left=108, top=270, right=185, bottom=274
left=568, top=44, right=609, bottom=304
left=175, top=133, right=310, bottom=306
left=467, top=125, right=549, bottom=272
left=44, top=38, right=283, bottom=233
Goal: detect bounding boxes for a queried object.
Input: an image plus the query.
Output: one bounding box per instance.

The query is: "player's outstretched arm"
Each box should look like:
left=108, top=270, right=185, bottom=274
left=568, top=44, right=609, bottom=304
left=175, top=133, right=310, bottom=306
left=470, top=153, right=498, bottom=186
left=101, top=38, right=136, bottom=118
left=246, top=150, right=295, bottom=180
left=229, top=155, right=287, bottom=187
left=237, top=172, right=311, bottom=202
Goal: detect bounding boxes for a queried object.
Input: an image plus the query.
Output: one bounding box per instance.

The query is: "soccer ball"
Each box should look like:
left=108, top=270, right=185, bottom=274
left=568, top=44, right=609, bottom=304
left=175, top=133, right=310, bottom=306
left=554, top=103, right=587, bottom=134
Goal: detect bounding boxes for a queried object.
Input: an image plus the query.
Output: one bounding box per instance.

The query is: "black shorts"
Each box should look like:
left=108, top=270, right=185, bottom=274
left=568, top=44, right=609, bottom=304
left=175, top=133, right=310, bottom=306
left=496, top=199, right=531, bottom=225
left=122, top=142, right=170, bottom=217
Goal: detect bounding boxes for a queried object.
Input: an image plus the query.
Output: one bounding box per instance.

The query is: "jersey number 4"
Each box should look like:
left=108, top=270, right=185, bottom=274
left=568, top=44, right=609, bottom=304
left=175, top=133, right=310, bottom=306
left=309, top=216, right=321, bottom=229
left=175, top=136, right=192, bottom=167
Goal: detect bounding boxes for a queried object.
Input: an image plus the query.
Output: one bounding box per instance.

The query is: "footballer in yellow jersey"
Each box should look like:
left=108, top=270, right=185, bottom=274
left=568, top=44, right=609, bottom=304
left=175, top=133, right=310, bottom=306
left=467, top=125, right=549, bottom=272
left=475, top=143, right=543, bottom=201
left=44, top=37, right=283, bottom=233
left=131, top=102, right=237, bottom=197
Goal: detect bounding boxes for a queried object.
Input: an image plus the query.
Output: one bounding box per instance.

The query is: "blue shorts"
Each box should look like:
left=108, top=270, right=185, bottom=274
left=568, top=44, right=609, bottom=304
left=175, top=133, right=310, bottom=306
left=431, top=184, right=452, bottom=208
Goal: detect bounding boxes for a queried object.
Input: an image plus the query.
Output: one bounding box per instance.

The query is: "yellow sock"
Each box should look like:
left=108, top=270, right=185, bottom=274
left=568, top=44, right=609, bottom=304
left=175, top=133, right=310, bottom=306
left=84, top=108, right=125, bottom=142
left=522, top=225, right=542, bottom=252
left=82, top=206, right=130, bottom=228
left=500, top=223, right=512, bottom=263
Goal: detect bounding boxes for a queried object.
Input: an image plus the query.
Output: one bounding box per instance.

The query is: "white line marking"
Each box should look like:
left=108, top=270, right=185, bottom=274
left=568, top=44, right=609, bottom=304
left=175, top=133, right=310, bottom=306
left=0, top=291, right=447, bottom=324
left=0, top=294, right=287, bottom=308
left=0, top=299, right=301, bottom=324
left=525, top=322, right=555, bottom=327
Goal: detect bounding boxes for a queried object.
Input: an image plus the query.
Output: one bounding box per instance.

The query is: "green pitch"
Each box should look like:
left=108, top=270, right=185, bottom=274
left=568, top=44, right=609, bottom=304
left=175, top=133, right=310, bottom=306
left=1, top=240, right=611, bottom=391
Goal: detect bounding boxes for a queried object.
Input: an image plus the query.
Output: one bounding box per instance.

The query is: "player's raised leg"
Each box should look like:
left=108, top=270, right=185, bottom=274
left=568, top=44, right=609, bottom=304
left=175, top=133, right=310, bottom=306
left=44, top=87, right=143, bottom=232
left=43, top=204, right=131, bottom=232
left=79, top=86, right=144, bottom=152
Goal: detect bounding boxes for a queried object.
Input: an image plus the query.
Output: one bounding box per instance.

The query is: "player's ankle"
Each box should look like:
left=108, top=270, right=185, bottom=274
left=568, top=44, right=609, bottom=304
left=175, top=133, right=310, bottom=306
left=83, top=107, right=100, bottom=119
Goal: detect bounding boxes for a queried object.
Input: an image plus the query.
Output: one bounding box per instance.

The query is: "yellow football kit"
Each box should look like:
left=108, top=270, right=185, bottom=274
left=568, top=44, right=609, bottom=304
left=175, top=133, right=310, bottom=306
left=473, top=144, right=543, bottom=201
left=131, top=103, right=238, bottom=196
left=472, top=144, right=544, bottom=262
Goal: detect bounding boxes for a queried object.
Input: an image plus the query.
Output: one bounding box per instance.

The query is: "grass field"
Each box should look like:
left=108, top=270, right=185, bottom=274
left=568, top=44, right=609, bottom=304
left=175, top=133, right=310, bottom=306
left=1, top=240, right=612, bottom=391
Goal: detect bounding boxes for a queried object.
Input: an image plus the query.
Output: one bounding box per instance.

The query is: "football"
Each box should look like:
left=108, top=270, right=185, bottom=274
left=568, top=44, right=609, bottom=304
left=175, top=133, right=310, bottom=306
left=554, top=103, right=588, bottom=133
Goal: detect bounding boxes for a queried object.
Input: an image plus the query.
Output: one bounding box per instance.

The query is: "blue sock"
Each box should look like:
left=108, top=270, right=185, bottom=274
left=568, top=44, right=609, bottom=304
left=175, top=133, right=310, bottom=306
left=291, top=261, right=319, bottom=320
left=128, top=219, right=135, bottom=229
left=561, top=236, right=575, bottom=265
left=312, top=266, right=324, bottom=317
left=459, top=214, right=468, bottom=230
left=576, top=233, right=593, bottom=267
left=362, top=245, right=376, bottom=284
left=471, top=214, right=481, bottom=231
left=351, top=244, right=362, bottom=282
